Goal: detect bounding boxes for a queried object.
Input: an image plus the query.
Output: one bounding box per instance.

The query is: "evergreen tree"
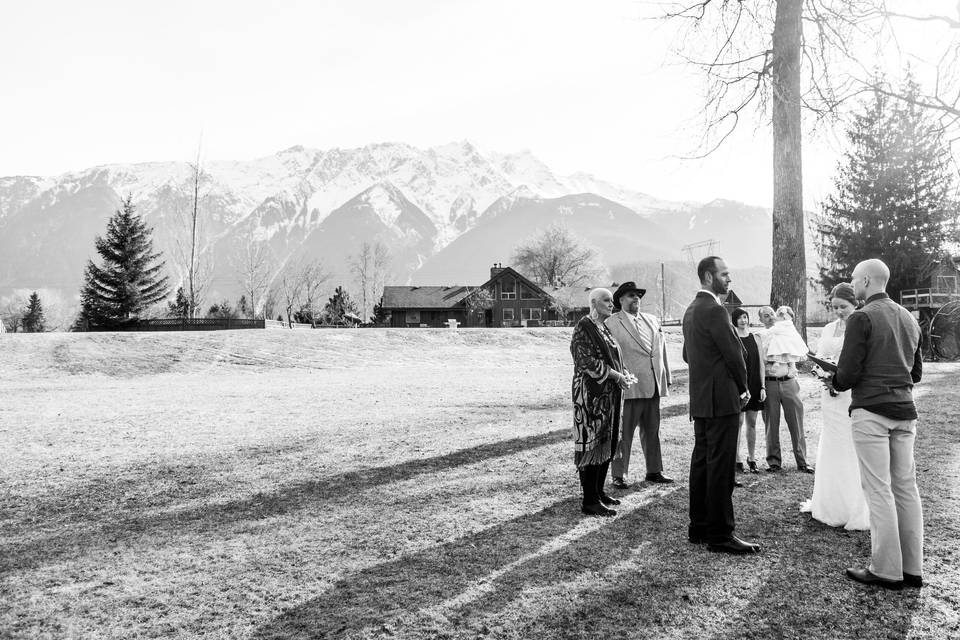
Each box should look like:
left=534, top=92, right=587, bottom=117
left=322, top=286, right=359, bottom=324
left=237, top=295, right=249, bottom=318
left=76, top=196, right=170, bottom=328
left=371, top=300, right=389, bottom=325
left=167, top=287, right=190, bottom=319
left=22, top=292, right=45, bottom=332
left=816, top=74, right=958, bottom=302
left=207, top=300, right=238, bottom=319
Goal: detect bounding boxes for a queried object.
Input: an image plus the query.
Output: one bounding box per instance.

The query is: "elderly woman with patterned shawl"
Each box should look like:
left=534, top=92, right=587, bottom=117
left=570, top=288, right=634, bottom=516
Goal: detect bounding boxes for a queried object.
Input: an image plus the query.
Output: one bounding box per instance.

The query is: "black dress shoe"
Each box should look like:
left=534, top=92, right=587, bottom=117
left=581, top=503, right=617, bottom=517
left=766, top=465, right=782, bottom=473
left=611, top=477, right=630, bottom=489
left=707, top=536, right=761, bottom=554
left=845, top=568, right=903, bottom=590
left=798, top=465, right=815, bottom=474
left=599, top=494, right=621, bottom=506
left=748, top=461, right=760, bottom=474
left=645, top=473, right=674, bottom=484
left=736, top=462, right=745, bottom=473
left=903, top=573, right=923, bottom=588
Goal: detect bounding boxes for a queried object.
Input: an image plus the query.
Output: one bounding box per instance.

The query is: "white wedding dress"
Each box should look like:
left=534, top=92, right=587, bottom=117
left=800, top=320, right=871, bottom=530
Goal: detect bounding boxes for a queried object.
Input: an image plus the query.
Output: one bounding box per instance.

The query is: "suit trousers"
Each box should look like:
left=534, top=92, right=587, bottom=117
left=764, top=377, right=808, bottom=468
left=612, top=396, right=662, bottom=479
left=851, top=409, right=924, bottom=580
left=689, top=414, right=739, bottom=543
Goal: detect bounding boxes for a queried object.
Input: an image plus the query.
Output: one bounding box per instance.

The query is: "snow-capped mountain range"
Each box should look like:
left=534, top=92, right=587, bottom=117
left=0, top=141, right=776, bottom=305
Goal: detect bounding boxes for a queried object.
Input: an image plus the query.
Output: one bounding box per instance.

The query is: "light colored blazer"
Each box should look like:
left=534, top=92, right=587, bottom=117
left=605, top=310, right=671, bottom=400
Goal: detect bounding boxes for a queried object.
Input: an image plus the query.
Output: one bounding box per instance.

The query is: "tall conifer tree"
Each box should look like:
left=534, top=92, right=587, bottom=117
left=323, top=286, right=359, bottom=324
left=816, top=75, right=958, bottom=303
left=22, top=292, right=45, bottom=332
left=76, top=195, right=170, bottom=329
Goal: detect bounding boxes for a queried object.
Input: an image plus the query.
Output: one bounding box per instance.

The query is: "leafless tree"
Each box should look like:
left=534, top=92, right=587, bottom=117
left=298, top=260, right=332, bottom=327
left=464, top=286, right=495, bottom=325
left=231, top=238, right=273, bottom=319
left=272, top=261, right=305, bottom=328
left=512, top=223, right=605, bottom=288
left=270, top=258, right=330, bottom=327
left=662, top=0, right=960, bottom=335
left=170, top=145, right=215, bottom=319
left=349, top=241, right=391, bottom=323
left=0, top=292, right=27, bottom=332
left=262, top=288, right=278, bottom=322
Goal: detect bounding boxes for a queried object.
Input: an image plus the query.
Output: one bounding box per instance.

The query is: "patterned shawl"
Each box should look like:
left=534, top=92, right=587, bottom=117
left=570, top=316, right=624, bottom=468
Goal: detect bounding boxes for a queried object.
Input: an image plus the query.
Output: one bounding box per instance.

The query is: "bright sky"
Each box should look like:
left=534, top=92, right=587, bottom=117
left=1, top=0, right=955, bottom=208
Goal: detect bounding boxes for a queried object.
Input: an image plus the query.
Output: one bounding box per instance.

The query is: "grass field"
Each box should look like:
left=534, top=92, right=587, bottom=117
left=1, top=328, right=958, bottom=639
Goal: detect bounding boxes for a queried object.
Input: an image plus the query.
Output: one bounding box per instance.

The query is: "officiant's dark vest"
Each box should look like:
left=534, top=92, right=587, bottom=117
left=851, top=296, right=921, bottom=407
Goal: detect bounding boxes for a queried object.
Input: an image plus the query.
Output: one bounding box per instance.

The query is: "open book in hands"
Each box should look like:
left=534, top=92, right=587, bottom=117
left=807, top=352, right=838, bottom=373
left=807, top=352, right=840, bottom=396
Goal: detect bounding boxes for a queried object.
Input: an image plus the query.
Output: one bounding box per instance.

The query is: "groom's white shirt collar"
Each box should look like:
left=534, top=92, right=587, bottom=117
left=698, top=288, right=722, bottom=305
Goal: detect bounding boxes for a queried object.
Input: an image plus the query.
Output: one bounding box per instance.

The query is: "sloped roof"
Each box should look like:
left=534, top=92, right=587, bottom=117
left=381, top=285, right=473, bottom=309
left=723, top=289, right=743, bottom=305
left=478, top=266, right=550, bottom=297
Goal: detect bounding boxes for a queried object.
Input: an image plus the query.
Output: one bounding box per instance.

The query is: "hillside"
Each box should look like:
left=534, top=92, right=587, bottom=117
left=0, top=142, right=796, bottom=321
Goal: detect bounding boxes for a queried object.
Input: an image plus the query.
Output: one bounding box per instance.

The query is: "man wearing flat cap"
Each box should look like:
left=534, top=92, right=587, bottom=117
left=604, top=281, right=673, bottom=487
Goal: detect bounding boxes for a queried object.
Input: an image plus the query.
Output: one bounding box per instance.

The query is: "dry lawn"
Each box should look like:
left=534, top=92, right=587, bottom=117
left=0, top=328, right=958, bottom=639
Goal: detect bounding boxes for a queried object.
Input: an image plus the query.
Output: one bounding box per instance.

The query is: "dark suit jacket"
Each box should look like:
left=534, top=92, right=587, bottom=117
left=682, top=292, right=748, bottom=418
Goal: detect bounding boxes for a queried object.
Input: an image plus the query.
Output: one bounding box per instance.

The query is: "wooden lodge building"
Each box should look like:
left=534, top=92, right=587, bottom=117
left=380, top=264, right=583, bottom=328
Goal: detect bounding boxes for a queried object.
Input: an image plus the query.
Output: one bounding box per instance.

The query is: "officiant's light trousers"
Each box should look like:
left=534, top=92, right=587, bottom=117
left=851, top=409, right=924, bottom=580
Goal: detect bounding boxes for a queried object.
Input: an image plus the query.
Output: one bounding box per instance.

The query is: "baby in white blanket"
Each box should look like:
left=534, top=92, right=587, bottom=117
left=766, top=305, right=808, bottom=363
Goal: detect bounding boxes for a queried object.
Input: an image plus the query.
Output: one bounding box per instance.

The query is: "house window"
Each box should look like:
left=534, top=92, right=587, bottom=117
left=501, top=278, right=516, bottom=300
left=520, top=285, right=539, bottom=300
left=521, top=308, right=542, bottom=321
left=405, top=310, right=421, bottom=324
left=503, top=308, right=515, bottom=321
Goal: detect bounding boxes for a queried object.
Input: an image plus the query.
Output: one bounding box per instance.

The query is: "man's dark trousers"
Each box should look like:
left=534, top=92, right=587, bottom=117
left=689, top=413, right=739, bottom=542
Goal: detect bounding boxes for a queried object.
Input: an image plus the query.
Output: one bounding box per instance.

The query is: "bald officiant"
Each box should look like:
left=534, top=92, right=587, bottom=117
left=605, top=282, right=673, bottom=487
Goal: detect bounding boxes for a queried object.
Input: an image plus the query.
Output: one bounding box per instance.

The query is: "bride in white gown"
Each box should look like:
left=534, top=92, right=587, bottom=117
left=800, top=283, right=870, bottom=530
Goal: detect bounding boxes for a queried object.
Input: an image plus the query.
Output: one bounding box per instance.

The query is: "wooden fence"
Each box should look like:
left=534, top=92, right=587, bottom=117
left=84, top=318, right=266, bottom=332
left=264, top=319, right=314, bottom=330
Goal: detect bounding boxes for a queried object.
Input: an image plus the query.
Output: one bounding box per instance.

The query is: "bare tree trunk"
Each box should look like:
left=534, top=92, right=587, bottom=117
left=771, top=0, right=806, bottom=338
left=232, top=239, right=271, bottom=319
left=188, top=160, right=200, bottom=318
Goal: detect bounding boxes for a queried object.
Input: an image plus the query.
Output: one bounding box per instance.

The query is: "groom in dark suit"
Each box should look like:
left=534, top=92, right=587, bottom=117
left=682, top=256, right=761, bottom=554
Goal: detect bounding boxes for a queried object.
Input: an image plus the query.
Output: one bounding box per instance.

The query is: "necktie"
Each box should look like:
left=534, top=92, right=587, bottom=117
left=634, top=316, right=653, bottom=353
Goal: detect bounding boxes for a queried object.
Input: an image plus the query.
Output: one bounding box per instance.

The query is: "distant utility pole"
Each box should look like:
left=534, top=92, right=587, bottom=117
left=660, top=262, right=666, bottom=323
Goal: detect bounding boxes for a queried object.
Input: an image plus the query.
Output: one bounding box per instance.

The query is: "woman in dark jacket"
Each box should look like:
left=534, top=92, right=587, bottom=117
left=570, top=288, right=634, bottom=516
left=732, top=308, right=766, bottom=474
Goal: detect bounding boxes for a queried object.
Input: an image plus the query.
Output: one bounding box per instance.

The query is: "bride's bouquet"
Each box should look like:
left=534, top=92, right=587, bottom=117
left=622, top=371, right=638, bottom=386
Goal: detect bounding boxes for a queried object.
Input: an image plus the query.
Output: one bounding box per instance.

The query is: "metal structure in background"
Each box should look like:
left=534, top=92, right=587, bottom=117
left=681, top=239, right=719, bottom=264
left=901, top=282, right=960, bottom=361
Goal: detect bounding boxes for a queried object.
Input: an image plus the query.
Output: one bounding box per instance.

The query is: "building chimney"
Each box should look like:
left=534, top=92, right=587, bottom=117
left=491, top=262, right=505, bottom=279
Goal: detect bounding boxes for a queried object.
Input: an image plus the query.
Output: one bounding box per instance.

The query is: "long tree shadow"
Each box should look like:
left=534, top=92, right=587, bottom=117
left=249, top=494, right=658, bottom=639
left=244, top=372, right=955, bottom=640
left=7, top=400, right=678, bottom=576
